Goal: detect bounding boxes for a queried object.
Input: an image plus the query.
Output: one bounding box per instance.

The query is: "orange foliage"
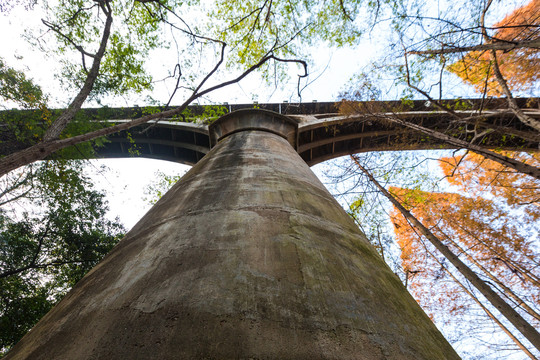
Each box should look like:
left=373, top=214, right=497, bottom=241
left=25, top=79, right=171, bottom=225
left=389, top=191, right=469, bottom=319
left=447, top=0, right=540, bottom=95
left=390, top=186, right=540, bottom=318
left=439, top=152, right=540, bottom=221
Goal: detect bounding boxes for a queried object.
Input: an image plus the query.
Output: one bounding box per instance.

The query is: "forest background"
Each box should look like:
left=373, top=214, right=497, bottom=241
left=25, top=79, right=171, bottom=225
left=0, top=0, right=539, bottom=358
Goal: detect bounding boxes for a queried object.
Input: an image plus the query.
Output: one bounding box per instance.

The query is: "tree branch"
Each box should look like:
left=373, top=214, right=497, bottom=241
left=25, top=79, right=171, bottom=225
left=378, top=113, right=540, bottom=180
left=488, top=49, right=540, bottom=132
left=42, top=1, right=113, bottom=142
left=408, top=38, right=540, bottom=55
left=0, top=222, right=50, bottom=279
left=41, top=19, right=96, bottom=59
left=0, top=54, right=307, bottom=177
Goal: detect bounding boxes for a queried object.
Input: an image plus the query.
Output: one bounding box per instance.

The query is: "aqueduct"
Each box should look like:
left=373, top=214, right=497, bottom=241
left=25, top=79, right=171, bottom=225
left=4, top=98, right=539, bottom=359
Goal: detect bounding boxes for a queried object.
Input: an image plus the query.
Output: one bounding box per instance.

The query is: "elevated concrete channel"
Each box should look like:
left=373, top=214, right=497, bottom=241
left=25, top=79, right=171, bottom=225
left=4, top=100, right=537, bottom=358
left=95, top=98, right=539, bottom=166
left=7, top=110, right=461, bottom=359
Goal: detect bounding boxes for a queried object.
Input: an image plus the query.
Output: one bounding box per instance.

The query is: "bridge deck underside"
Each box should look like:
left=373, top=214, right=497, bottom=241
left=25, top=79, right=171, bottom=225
left=1, top=99, right=537, bottom=166
left=95, top=111, right=538, bottom=166
left=100, top=124, right=210, bottom=165
left=297, top=112, right=537, bottom=165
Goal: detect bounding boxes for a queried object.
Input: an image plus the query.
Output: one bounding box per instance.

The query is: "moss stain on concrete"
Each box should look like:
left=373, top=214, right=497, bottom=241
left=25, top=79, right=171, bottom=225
left=6, top=111, right=460, bottom=360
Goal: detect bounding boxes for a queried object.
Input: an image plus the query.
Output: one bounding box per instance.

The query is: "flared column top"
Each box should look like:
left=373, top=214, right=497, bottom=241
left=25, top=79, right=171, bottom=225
left=209, top=109, right=299, bottom=149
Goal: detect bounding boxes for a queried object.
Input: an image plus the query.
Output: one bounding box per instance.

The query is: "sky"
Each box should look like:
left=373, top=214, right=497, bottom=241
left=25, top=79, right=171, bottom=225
left=0, top=4, right=381, bottom=106
left=0, top=3, right=382, bottom=228
left=1, top=1, right=538, bottom=358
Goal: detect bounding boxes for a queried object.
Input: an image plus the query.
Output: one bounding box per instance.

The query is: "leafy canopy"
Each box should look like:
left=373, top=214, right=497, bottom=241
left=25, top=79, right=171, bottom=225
left=447, top=0, right=540, bottom=96
left=0, top=161, right=125, bottom=355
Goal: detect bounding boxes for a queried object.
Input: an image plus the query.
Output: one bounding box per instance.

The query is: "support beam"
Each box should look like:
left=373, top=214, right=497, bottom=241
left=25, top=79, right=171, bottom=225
left=6, top=110, right=460, bottom=359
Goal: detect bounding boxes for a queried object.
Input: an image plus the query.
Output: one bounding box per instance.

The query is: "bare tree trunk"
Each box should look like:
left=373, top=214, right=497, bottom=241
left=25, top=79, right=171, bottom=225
left=426, top=246, right=538, bottom=360
left=478, top=0, right=540, bottom=133
left=350, top=155, right=540, bottom=352
left=443, top=234, right=540, bottom=322
left=379, top=114, right=540, bottom=180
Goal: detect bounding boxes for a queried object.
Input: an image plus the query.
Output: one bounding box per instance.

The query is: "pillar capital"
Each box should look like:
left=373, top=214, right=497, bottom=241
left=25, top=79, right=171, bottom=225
left=209, top=109, right=299, bottom=149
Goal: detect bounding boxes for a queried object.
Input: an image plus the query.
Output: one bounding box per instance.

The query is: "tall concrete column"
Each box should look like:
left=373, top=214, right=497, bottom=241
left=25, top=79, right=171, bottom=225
left=7, top=110, right=460, bottom=359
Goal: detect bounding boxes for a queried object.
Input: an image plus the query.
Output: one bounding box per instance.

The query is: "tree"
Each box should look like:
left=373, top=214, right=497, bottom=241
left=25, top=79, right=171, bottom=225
left=447, top=0, right=540, bottom=97
left=143, top=169, right=185, bottom=205
left=399, top=0, right=540, bottom=132
left=439, top=151, right=540, bottom=221
left=1, top=0, right=378, bottom=176
left=320, top=145, right=540, bottom=357
left=0, top=19, right=128, bottom=355
left=323, top=149, right=540, bottom=356
left=0, top=160, right=125, bottom=356
left=438, top=151, right=540, bottom=315
left=0, top=58, right=44, bottom=109
left=377, top=149, right=540, bottom=357
left=388, top=186, right=540, bottom=358
left=347, top=154, right=540, bottom=354
left=390, top=187, right=539, bottom=315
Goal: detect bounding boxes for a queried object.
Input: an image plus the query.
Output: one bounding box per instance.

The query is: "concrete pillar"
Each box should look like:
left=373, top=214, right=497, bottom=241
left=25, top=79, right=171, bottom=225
left=6, top=110, right=460, bottom=359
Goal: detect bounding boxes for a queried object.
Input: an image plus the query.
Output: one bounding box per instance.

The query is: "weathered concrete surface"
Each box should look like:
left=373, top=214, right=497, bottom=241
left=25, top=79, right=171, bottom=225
left=6, top=112, right=460, bottom=359
left=209, top=109, right=298, bottom=149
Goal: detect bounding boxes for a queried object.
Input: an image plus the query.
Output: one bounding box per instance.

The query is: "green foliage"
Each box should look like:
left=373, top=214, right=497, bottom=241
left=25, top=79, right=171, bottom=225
left=0, top=109, right=49, bottom=151
left=199, top=105, right=229, bottom=124
left=0, top=58, right=44, bottom=109
left=0, top=59, right=114, bottom=159
left=143, top=169, right=186, bottom=205
left=209, top=0, right=401, bottom=78
left=0, top=161, right=125, bottom=355
left=36, top=0, right=183, bottom=99
left=0, top=107, right=114, bottom=160
left=0, top=58, right=51, bottom=151
left=125, top=131, right=140, bottom=157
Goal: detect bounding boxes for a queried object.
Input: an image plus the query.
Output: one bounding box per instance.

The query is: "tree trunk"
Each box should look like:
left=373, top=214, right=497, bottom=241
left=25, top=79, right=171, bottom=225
left=351, top=155, right=540, bottom=352
left=42, top=11, right=113, bottom=142
left=443, top=234, right=540, bottom=322
left=408, top=38, right=540, bottom=55
left=427, top=246, right=538, bottom=360
left=489, top=49, right=540, bottom=133
left=380, top=114, right=540, bottom=180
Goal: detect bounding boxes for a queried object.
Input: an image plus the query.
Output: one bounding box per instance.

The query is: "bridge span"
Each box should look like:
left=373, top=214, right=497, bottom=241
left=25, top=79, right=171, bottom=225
left=97, top=98, right=539, bottom=166
left=1, top=98, right=538, bottom=165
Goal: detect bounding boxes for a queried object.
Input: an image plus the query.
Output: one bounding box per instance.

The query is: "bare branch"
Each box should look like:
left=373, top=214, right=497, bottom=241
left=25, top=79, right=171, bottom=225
left=402, top=49, right=460, bottom=119
left=409, top=38, right=540, bottom=55
left=41, top=19, right=96, bottom=59
left=489, top=49, right=540, bottom=132
left=379, top=112, right=540, bottom=180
